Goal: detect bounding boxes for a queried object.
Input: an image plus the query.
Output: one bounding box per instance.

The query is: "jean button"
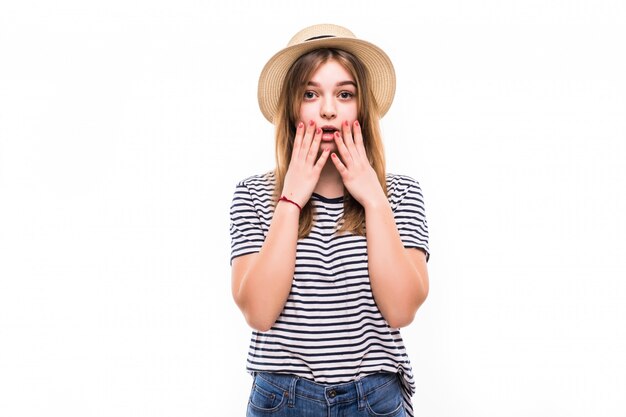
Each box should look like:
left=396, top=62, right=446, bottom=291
left=328, top=389, right=336, bottom=398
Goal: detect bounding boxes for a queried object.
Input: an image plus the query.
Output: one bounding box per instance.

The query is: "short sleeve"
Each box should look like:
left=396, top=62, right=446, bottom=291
left=391, top=175, right=431, bottom=262
left=229, top=181, right=266, bottom=265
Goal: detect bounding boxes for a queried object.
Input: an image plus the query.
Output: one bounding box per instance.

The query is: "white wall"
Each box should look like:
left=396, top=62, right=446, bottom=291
left=1, top=1, right=624, bottom=416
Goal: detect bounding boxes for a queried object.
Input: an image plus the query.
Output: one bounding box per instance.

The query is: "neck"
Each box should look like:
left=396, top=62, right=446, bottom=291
left=313, top=159, right=344, bottom=199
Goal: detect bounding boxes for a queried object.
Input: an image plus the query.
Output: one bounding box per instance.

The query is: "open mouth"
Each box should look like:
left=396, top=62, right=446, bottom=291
left=321, top=126, right=338, bottom=141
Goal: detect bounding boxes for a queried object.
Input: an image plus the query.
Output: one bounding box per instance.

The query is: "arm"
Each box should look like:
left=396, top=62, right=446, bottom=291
left=363, top=193, right=429, bottom=328
left=330, top=120, right=430, bottom=328
left=231, top=200, right=300, bottom=332
left=231, top=121, right=330, bottom=332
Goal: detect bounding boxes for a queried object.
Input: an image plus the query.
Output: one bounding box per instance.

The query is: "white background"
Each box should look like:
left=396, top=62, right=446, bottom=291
left=1, top=1, right=625, bottom=416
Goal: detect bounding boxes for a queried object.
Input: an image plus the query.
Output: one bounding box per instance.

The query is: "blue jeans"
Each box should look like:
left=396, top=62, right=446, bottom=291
left=246, top=372, right=406, bottom=417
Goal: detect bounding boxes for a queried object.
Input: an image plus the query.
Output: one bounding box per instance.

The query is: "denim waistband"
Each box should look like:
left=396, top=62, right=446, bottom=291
left=253, top=371, right=398, bottom=408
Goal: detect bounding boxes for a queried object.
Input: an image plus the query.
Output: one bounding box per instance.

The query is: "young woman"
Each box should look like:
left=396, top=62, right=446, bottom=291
left=229, top=24, right=430, bottom=417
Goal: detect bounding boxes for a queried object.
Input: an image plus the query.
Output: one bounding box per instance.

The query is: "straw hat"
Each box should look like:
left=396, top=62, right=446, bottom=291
left=257, top=24, right=396, bottom=123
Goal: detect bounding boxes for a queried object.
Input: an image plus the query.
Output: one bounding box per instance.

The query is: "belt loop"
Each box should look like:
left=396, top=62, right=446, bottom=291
left=287, top=376, right=299, bottom=408
left=356, top=377, right=365, bottom=411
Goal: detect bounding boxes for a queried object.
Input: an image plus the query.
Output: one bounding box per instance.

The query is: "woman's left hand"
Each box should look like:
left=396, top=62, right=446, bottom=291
left=330, top=120, right=386, bottom=208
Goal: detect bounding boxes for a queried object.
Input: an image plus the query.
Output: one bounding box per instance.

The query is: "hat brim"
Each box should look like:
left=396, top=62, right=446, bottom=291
left=258, top=37, right=396, bottom=124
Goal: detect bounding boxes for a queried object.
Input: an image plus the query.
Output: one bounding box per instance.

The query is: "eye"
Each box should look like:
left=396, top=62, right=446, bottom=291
left=303, top=91, right=316, bottom=100
left=339, top=91, right=354, bottom=99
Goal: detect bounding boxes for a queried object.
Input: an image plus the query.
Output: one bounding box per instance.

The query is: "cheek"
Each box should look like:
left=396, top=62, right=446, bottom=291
left=342, top=103, right=358, bottom=120
left=299, top=104, right=315, bottom=122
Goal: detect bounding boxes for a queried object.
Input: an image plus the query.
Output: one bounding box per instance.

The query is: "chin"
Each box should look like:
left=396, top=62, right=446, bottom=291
left=320, top=142, right=336, bottom=151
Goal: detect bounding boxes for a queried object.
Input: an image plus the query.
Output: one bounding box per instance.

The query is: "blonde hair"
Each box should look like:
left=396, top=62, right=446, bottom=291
left=273, top=48, right=387, bottom=238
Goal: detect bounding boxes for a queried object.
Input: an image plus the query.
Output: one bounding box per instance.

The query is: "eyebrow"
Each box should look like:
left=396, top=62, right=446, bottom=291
left=307, top=81, right=357, bottom=88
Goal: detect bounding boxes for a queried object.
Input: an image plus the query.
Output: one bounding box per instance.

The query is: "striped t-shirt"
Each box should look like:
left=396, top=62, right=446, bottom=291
left=229, top=170, right=430, bottom=416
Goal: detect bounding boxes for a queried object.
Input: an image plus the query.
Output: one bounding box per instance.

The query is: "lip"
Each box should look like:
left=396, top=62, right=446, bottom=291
left=320, top=125, right=339, bottom=142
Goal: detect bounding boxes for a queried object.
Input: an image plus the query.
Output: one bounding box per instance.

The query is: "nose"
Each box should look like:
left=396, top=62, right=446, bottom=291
left=320, top=97, right=336, bottom=120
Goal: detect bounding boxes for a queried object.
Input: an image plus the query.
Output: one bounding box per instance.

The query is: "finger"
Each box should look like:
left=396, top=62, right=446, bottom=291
left=330, top=152, right=348, bottom=176
left=313, top=147, right=332, bottom=172
left=341, top=120, right=360, bottom=158
left=333, top=130, right=353, bottom=165
left=353, top=120, right=366, bottom=157
left=299, top=120, right=316, bottom=159
left=307, top=127, right=323, bottom=163
left=291, top=121, right=305, bottom=162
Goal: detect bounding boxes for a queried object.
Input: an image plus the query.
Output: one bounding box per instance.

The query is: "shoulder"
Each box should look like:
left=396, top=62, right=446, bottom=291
left=234, top=170, right=276, bottom=196
left=232, top=170, right=276, bottom=206
left=386, top=173, right=426, bottom=211
left=386, top=172, right=424, bottom=196
left=235, top=170, right=276, bottom=190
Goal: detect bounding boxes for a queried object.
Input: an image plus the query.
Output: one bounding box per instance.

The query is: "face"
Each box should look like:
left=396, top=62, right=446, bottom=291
left=298, top=59, right=358, bottom=153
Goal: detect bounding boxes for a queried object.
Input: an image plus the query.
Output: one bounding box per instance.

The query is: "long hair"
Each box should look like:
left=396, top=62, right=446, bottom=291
left=273, top=48, right=387, bottom=238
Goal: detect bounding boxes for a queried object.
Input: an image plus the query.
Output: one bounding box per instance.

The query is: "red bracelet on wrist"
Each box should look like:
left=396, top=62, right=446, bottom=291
left=279, top=196, right=302, bottom=211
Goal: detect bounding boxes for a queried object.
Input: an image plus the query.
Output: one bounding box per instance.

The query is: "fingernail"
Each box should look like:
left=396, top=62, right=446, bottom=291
left=309, top=120, right=315, bottom=126
left=316, top=127, right=321, bottom=134
left=344, top=120, right=349, bottom=127
left=298, top=122, right=303, bottom=128
left=355, top=120, right=360, bottom=127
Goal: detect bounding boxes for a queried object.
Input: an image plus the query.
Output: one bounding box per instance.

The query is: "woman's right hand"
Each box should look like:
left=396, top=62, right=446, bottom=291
left=280, top=120, right=331, bottom=207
